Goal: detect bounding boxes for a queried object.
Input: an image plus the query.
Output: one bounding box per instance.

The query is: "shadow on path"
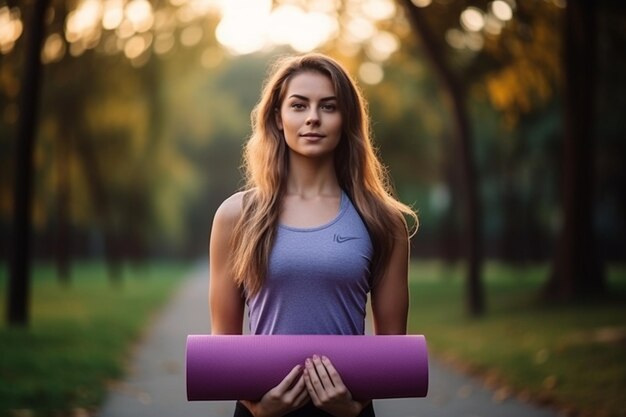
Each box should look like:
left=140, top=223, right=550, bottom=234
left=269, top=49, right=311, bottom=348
left=97, top=264, right=559, bottom=417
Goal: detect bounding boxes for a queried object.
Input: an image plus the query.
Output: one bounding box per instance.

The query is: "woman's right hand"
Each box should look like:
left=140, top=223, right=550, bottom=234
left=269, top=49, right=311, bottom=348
left=241, top=364, right=310, bottom=417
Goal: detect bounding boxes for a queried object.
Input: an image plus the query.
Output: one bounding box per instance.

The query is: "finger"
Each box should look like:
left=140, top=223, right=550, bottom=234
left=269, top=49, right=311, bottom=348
left=303, top=368, right=322, bottom=406
left=275, top=364, right=303, bottom=393
left=312, top=355, right=334, bottom=389
left=305, top=358, right=325, bottom=394
left=293, top=378, right=311, bottom=408
left=321, top=356, right=345, bottom=388
left=281, top=374, right=306, bottom=407
left=285, top=373, right=306, bottom=399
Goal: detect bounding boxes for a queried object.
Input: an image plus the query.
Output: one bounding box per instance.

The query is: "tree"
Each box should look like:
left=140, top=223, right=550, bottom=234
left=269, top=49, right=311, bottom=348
left=7, top=0, right=50, bottom=325
left=545, top=0, right=605, bottom=299
left=4, top=0, right=207, bottom=323
left=398, top=0, right=485, bottom=316
left=393, top=0, right=610, bottom=300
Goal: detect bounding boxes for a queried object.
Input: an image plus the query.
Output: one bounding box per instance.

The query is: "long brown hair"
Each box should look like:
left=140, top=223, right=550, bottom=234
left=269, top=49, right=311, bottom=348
left=231, top=53, right=417, bottom=296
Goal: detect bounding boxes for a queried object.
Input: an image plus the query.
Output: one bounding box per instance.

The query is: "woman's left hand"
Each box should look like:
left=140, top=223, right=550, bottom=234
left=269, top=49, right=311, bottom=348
left=303, top=355, right=370, bottom=417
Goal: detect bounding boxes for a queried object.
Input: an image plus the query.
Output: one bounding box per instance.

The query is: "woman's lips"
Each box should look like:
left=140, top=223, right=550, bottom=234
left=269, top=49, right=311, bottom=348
left=300, top=134, right=325, bottom=143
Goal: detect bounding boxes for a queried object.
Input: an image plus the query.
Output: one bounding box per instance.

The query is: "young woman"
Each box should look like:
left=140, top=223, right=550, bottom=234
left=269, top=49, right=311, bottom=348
left=209, top=53, right=418, bottom=417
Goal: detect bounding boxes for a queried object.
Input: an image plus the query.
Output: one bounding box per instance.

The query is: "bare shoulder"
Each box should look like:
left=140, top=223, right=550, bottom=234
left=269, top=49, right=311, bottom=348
left=213, top=191, right=247, bottom=227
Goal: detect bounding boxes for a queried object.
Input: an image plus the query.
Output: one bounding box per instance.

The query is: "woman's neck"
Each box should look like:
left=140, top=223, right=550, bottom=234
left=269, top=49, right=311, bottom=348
left=286, top=153, right=340, bottom=198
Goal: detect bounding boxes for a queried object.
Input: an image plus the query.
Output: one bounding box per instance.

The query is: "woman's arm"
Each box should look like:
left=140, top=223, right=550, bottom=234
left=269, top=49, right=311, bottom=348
left=209, top=193, right=246, bottom=335
left=371, top=224, right=410, bottom=335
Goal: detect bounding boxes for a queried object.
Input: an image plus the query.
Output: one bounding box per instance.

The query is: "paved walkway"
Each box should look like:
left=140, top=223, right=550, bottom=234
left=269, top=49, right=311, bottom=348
left=97, top=265, right=560, bottom=417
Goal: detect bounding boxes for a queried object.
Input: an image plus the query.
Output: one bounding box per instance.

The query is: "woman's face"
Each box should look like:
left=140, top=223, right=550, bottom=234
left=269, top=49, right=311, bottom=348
left=277, top=71, right=342, bottom=160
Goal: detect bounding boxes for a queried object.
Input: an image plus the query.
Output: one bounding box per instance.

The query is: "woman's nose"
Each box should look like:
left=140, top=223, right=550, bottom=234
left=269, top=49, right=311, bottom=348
left=306, top=108, right=320, bottom=125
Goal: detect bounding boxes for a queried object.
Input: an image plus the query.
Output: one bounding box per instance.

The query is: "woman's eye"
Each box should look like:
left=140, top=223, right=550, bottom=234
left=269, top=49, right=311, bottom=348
left=321, top=104, right=337, bottom=111
left=291, top=103, right=306, bottom=110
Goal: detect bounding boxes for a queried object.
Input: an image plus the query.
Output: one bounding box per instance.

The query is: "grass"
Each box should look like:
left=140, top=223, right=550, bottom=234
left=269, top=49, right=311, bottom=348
left=0, top=261, right=191, bottom=417
left=407, top=261, right=626, bottom=417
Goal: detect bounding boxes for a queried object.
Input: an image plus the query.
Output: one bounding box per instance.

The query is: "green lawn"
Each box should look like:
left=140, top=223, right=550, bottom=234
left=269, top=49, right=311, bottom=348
left=407, top=262, right=626, bottom=417
left=0, top=261, right=190, bottom=417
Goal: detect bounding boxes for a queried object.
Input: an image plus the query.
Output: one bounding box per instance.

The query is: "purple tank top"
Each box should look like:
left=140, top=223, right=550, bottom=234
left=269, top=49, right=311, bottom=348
left=246, top=191, right=373, bottom=335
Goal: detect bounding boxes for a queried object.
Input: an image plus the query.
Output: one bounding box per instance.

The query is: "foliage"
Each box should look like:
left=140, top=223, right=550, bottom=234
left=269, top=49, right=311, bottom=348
left=408, top=261, right=626, bottom=417
left=0, top=261, right=190, bottom=416
left=0, top=0, right=624, bottom=263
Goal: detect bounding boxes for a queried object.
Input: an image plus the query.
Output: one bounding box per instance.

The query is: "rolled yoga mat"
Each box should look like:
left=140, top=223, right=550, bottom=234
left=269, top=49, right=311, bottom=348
left=186, top=335, right=428, bottom=401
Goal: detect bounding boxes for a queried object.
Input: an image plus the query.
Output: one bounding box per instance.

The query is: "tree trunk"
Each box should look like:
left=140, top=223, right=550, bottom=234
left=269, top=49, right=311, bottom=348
left=545, top=0, right=605, bottom=299
left=400, top=0, right=484, bottom=315
left=7, top=0, right=51, bottom=326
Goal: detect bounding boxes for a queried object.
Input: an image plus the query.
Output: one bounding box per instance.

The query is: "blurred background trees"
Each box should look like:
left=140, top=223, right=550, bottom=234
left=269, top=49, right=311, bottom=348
left=1, top=0, right=624, bottom=324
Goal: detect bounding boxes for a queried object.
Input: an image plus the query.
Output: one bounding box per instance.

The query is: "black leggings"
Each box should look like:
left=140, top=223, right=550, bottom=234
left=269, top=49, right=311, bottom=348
left=234, top=401, right=376, bottom=417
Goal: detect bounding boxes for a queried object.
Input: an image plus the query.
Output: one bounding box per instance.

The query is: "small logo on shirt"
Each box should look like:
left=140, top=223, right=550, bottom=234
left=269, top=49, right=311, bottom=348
left=334, top=234, right=360, bottom=243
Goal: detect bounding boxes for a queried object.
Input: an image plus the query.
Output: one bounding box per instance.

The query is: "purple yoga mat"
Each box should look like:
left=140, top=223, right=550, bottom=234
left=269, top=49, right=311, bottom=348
left=186, top=335, right=428, bottom=401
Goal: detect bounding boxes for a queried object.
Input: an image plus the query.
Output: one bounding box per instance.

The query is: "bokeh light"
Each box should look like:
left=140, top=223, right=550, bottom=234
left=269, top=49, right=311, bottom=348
left=267, top=6, right=338, bottom=53
left=153, top=32, right=175, bottom=55
left=359, top=61, right=384, bottom=85
left=125, top=0, right=154, bottom=33
left=484, top=14, right=505, bottom=35
left=346, top=16, right=377, bottom=43
left=460, top=7, right=486, bottom=32
left=365, top=31, right=399, bottom=62
left=465, top=32, right=484, bottom=51
left=1, top=0, right=407, bottom=65
left=123, top=34, right=146, bottom=59
left=180, top=24, right=203, bottom=47
left=42, top=33, right=66, bottom=63
left=215, top=0, right=271, bottom=55
left=102, top=0, right=124, bottom=30
left=115, top=19, right=135, bottom=39
left=65, top=0, right=103, bottom=44
left=445, top=28, right=465, bottom=49
left=490, top=0, right=513, bottom=21
left=0, top=6, right=23, bottom=54
left=361, top=0, right=396, bottom=21
left=410, top=0, right=432, bottom=8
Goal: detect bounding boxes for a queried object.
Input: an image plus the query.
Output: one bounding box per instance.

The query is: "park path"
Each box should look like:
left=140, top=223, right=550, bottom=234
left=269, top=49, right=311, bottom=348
left=96, top=264, right=560, bottom=417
